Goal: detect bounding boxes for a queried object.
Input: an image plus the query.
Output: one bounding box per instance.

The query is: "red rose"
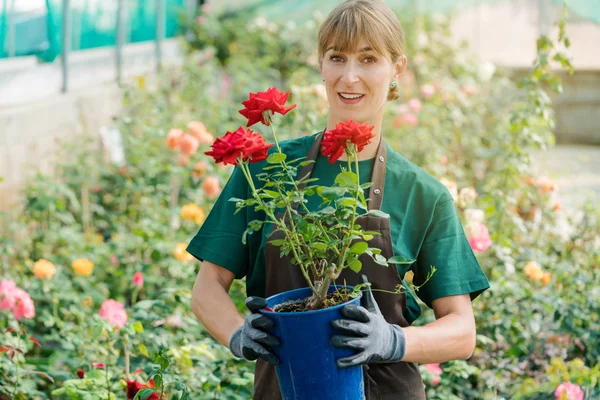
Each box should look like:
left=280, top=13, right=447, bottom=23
left=321, top=120, right=376, bottom=163
left=125, top=378, right=161, bottom=400
left=76, top=369, right=85, bottom=379
left=239, top=87, right=297, bottom=127
left=205, top=127, right=273, bottom=166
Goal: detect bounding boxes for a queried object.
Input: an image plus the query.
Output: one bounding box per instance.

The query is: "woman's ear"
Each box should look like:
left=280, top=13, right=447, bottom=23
left=394, top=55, right=408, bottom=80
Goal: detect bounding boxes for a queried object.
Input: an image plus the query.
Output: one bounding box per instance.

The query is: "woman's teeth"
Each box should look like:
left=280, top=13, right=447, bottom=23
left=339, top=93, right=364, bottom=99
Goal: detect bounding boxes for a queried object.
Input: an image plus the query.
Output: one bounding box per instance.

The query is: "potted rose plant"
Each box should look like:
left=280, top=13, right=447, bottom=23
left=205, top=87, right=431, bottom=399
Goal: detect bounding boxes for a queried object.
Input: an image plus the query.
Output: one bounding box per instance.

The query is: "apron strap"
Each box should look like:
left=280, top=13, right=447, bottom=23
left=368, top=138, right=387, bottom=211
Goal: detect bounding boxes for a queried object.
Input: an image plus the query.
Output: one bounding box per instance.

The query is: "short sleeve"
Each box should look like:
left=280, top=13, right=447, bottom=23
left=412, top=195, right=490, bottom=308
left=186, top=167, right=250, bottom=279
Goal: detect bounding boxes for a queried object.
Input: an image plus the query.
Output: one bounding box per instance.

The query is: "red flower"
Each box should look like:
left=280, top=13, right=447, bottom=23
left=239, top=87, right=297, bottom=127
left=125, top=378, right=161, bottom=400
left=91, top=361, right=105, bottom=369
left=132, top=272, right=144, bottom=287
left=77, top=369, right=85, bottom=379
left=321, top=120, right=376, bottom=163
left=205, top=127, right=273, bottom=166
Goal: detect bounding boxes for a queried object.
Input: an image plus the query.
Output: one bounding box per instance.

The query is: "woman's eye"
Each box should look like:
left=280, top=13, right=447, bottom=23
left=330, top=55, right=343, bottom=62
left=363, top=56, right=377, bottom=64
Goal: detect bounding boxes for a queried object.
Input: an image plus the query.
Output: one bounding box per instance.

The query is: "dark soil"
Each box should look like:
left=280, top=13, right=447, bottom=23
left=274, top=288, right=354, bottom=312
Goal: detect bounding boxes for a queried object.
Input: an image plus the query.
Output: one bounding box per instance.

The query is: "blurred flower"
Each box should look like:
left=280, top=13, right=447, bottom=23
left=81, top=296, right=93, bottom=308
left=537, top=176, right=558, bottom=193
left=125, top=378, right=160, bottom=400
left=461, top=84, right=477, bottom=96
left=99, top=299, right=128, bottom=328
left=478, top=61, right=496, bottom=81
left=91, top=362, right=105, bottom=369
left=12, top=289, right=35, bottom=320
left=524, top=261, right=544, bottom=282
left=0, top=279, right=17, bottom=310
left=457, top=187, right=478, bottom=208
left=420, top=84, right=436, bottom=100
left=187, top=121, right=214, bottom=145
left=552, top=201, right=561, bottom=212
left=33, top=259, right=56, bottom=280
left=166, top=128, right=183, bottom=150
left=464, top=209, right=485, bottom=237
left=165, top=314, right=185, bottom=328
left=392, top=113, right=419, bottom=128
left=181, top=203, right=205, bottom=224
left=201, top=3, right=211, bottom=13
left=77, top=369, right=85, bottom=379
left=407, top=98, right=422, bottom=113
left=202, top=176, right=221, bottom=198
left=542, top=271, right=552, bottom=286
left=467, top=223, right=492, bottom=253
left=179, top=134, right=200, bottom=156
left=424, top=363, right=442, bottom=385
left=196, top=15, right=206, bottom=25
left=132, top=272, right=144, bottom=287
left=439, top=178, right=458, bottom=201
left=72, top=258, right=94, bottom=276
left=174, top=243, right=194, bottom=263
left=177, top=154, right=190, bottom=167
left=191, top=160, right=207, bottom=179
left=554, top=382, right=584, bottom=400
left=109, top=255, right=119, bottom=267
left=439, top=155, right=448, bottom=165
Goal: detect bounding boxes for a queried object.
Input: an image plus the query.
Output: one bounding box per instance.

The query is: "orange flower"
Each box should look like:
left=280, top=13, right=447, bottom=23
left=542, top=272, right=552, bottom=286
left=33, top=259, right=56, bottom=280
left=166, top=129, right=183, bottom=150
left=180, top=203, right=205, bottom=224
left=552, top=202, right=561, bottom=212
left=192, top=160, right=207, bottom=179
left=72, top=258, right=94, bottom=276
left=202, top=176, right=221, bottom=198
left=537, top=176, right=557, bottom=193
left=179, top=134, right=200, bottom=156
left=174, top=243, right=194, bottom=262
left=524, top=261, right=544, bottom=281
left=178, top=154, right=190, bottom=167
left=187, top=121, right=214, bottom=145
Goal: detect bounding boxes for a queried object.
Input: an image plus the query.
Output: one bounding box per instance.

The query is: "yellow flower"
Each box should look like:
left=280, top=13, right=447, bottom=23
left=541, top=272, right=552, bottom=286
left=174, top=243, right=194, bottom=262
left=72, top=258, right=94, bottom=276
left=81, top=296, right=94, bottom=308
left=524, top=261, right=544, bottom=282
left=33, top=259, right=56, bottom=280
left=180, top=204, right=205, bottom=224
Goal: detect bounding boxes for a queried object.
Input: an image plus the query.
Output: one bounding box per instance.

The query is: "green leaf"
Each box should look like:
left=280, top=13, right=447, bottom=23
left=133, top=321, right=144, bottom=333
left=335, top=171, right=358, bottom=187
left=337, top=197, right=357, bottom=207
left=321, top=187, right=347, bottom=200
left=374, top=254, right=388, bottom=266
left=319, top=206, right=336, bottom=215
left=368, top=209, right=390, bottom=219
left=348, top=258, right=362, bottom=273
left=269, top=239, right=286, bottom=247
left=267, top=153, right=287, bottom=164
left=153, top=374, right=163, bottom=388
left=350, top=241, right=368, bottom=254
left=387, top=256, right=415, bottom=265
left=262, top=190, right=280, bottom=198
left=248, top=220, right=264, bottom=231
left=362, top=234, right=374, bottom=241
left=299, top=160, right=315, bottom=166
left=310, top=243, right=327, bottom=252
left=138, top=388, right=155, bottom=400
left=139, top=344, right=149, bottom=357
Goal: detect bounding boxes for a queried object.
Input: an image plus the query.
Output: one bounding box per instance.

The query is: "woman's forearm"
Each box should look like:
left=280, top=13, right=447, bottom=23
left=191, top=262, right=244, bottom=348
left=401, top=312, right=476, bottom=364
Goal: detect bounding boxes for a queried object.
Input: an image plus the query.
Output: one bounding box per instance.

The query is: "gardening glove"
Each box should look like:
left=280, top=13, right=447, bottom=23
left=330, top=275, right=406, bottom=368
left=228, top=296, right=281, bottom=365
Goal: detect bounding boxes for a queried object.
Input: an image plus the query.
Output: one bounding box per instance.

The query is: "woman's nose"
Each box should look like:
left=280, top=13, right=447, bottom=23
left=340, top=62, right=360, bottom=86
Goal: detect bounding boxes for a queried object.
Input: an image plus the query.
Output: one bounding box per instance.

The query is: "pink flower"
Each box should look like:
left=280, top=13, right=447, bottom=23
left=408, top=98, right=422, bottom=113
left=91, top=361, right=105, bottom=369
left=393, top=113, right=419, bottom=128
left=439, top=155, right=449, bottom=165
left=132, top=272, right=144, bottom=287
left=468, top=223, right=492, bottom=253
left=0, top=279, right=17, bottom=310
left=555, top=382, right=584, bottom=400
left=424, top=363, right=442, bottom=385
left=202, top=176, right=221, bottom=198
left=109, top=255, right=119, bottom=267
left=197, top=16, right=206, bottom=25
left=179, top=134, right=200, bottom=156
left=12, top=289, right=35, bottom=320
left=461, top=84, right=477, bottom=96
left=99, top=299, right=128, bottom=328
left=420, top=84, right=436, bottom=100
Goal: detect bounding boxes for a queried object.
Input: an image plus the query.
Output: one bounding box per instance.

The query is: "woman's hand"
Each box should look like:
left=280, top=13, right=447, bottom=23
left=330, top=275, right=406, bottom=368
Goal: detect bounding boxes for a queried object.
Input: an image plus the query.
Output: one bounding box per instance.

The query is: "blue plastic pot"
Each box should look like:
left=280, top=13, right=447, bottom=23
left=260, top=286, right=364, bottom=400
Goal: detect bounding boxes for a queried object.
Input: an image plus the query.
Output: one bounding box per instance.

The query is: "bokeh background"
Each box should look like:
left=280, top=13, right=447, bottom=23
left=0, top=1, right=598, bottom=399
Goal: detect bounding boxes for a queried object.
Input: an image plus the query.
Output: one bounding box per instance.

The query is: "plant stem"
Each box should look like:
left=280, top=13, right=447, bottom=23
left=12, top=333, right=20, bottom=397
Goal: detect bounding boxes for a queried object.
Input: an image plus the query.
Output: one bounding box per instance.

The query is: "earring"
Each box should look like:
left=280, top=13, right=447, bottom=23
left=322, top=77, right=325, bottom=82
left=390, top=81, right=397, bottom=88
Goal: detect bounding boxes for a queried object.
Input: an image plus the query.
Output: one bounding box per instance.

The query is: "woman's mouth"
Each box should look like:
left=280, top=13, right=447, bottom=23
left=338, top=92, right=364, bottom=104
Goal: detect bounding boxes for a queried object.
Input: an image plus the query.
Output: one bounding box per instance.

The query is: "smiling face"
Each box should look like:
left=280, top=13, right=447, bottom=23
left=320, top=40, right=403, bottom=125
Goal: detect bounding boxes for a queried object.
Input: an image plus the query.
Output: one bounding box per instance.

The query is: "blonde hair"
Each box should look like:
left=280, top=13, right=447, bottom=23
left=317, top=0, right=405, bottom=101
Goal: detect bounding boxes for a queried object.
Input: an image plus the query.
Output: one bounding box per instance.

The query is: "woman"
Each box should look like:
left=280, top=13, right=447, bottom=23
left=188, top=0, right=490, bottom=398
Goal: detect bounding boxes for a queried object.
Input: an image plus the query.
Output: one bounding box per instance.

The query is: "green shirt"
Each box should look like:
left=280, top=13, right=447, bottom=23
left=187, top=133, right=490, bottom=324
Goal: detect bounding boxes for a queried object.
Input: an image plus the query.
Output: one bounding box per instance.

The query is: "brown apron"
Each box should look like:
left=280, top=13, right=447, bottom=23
left=254, top=133, right=426, bottom=399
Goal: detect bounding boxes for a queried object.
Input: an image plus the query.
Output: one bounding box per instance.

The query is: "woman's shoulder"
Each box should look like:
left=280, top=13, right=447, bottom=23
left=386, top=146, right=454, bottom=204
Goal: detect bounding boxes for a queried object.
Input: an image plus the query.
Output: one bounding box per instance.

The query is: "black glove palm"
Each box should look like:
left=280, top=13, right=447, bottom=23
left=229, top=297, right=280, bottom=365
